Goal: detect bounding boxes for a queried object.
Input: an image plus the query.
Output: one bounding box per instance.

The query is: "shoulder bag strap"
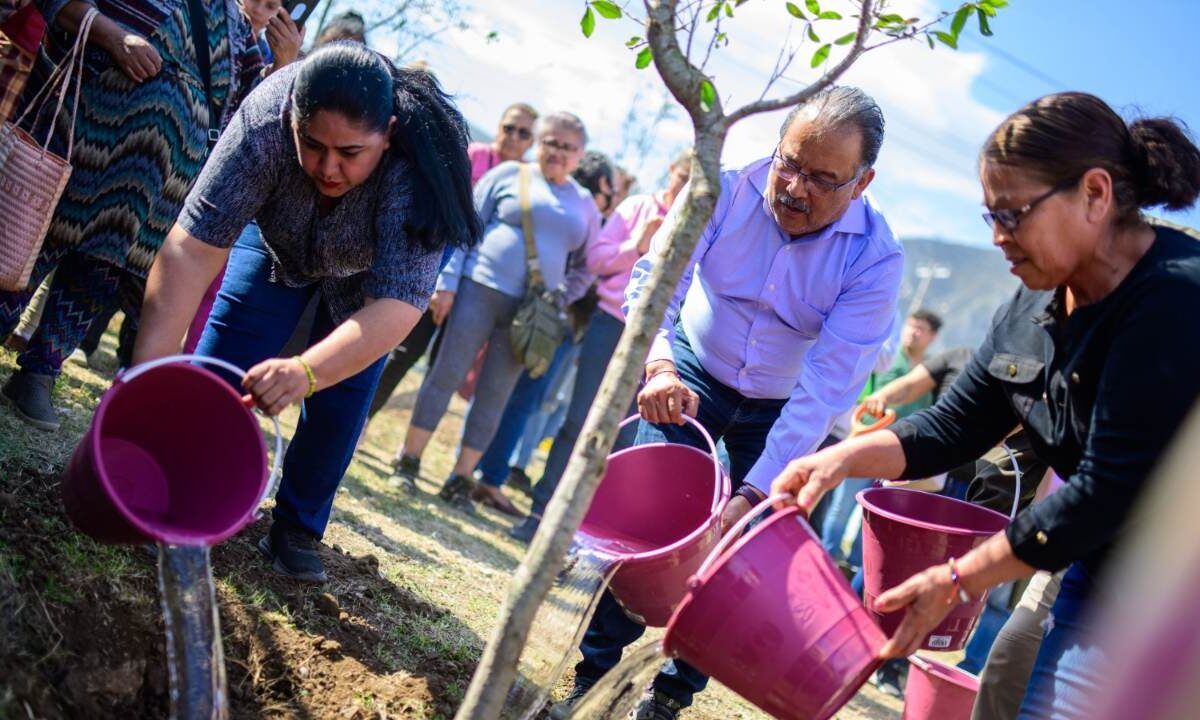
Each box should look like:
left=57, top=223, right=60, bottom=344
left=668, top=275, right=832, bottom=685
left=517, top=163, right=544, bottom=289
left=184, top=0, right=221, bottom=148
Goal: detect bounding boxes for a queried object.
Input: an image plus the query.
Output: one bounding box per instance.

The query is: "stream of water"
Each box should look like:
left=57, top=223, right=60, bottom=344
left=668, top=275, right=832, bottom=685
left=158, top=544, right=228, bottom=720
left=564, top=640, right=667, bottom=720
left=502, top=542, right=624, bottom=720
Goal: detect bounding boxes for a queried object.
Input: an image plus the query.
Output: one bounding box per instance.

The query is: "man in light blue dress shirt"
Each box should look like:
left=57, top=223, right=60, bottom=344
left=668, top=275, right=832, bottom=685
left=549, top=86, right=904, bottom=720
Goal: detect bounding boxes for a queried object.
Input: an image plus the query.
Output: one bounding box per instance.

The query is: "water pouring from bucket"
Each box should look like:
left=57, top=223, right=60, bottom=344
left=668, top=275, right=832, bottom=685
left=507, top=414, right=730, bottom=719
left=60, top=354, right=283, bottom=720
left=575, top=413, right=730, bottom=627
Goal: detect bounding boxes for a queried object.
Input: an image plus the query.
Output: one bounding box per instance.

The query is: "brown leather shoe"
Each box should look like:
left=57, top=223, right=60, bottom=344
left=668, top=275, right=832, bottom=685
left=470, top=484, right=524, bottom=518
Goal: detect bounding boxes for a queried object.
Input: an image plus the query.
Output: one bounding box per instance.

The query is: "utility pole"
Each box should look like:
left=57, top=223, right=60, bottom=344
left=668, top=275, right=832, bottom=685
left=907, top=263, right=951, bottom=316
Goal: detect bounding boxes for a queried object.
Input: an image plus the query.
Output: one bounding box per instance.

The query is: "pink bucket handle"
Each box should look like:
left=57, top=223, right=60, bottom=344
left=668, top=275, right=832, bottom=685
left=120, top=354, right=284, bottom=508
left=695, top=492, right=797, bottom=579
left=619, top=413, right=730, bottom=514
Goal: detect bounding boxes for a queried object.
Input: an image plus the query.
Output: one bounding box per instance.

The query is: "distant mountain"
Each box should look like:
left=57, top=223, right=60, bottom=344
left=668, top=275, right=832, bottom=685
left=896, top=237, right=1020, bottom=353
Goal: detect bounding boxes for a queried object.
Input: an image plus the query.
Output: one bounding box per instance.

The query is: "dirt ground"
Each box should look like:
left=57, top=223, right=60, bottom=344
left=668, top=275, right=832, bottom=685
left=0, top=330, right=905, bottom=719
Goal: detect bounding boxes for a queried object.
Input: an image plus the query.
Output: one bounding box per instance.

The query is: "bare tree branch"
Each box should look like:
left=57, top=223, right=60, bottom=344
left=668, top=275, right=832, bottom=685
left=725, top=0, right=875, bottom=125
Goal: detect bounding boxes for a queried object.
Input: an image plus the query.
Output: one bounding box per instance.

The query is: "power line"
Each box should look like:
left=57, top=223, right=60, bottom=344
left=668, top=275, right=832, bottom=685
left=959, top=35, right=1067, bottom=91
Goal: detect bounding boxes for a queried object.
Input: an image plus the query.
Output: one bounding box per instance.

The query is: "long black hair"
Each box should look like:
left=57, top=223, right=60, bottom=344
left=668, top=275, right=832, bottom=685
left=292, top=42, right=482, bottom=252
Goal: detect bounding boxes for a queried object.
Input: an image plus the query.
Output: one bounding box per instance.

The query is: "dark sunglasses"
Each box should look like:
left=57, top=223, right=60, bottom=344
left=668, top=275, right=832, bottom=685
left=502, top=123, right=533, bottom=140
left=982, top=177, right=1079, bottom=232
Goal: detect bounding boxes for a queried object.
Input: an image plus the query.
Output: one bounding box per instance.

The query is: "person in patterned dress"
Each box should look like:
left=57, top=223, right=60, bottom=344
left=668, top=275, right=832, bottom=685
left=0, top=0, right=298, bottom=430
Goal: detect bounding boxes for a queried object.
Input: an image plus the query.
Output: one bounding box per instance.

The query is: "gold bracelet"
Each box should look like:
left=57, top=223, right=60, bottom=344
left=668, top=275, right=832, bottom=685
left=293, top=355, right=317, bottom=398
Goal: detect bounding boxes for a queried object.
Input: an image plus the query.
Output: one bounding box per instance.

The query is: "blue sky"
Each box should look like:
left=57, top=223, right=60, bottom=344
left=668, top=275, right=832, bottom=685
left=395, top=0, right=1199, bottom=247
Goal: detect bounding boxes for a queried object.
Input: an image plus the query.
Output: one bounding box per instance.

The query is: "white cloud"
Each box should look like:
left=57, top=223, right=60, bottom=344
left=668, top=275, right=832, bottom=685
left=388, top=0, right=1010, bottom=243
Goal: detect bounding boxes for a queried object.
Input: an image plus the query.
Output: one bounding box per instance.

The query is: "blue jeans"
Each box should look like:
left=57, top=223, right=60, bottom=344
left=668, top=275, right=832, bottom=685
left=195, top=226, right=387, bottom=539
left=819, top=477, right=874, bottom=564
left=1017, top=563, right=1105, bottom=718
left=530, top=311, right=638, bottom=516
left=575, top=328, right=786, bottom=707
left=476, top=337, right=577, bottom=487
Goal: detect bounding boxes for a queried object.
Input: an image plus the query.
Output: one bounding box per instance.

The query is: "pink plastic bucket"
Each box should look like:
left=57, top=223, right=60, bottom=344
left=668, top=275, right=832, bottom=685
left=663, top=495, right=886, bottom=720
left=62, top=355, right=281, bottom=545
left=857, top=487, right=1008, bottom=650
left=903, top=656, right=979, bottom=720
left=578, top=414, right=730, bottom=627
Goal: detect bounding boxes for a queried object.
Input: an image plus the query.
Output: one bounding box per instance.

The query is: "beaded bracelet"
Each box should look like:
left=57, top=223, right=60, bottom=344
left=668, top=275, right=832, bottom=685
left=946, top=557, right=973, bottom=605
left=293, top=355, right=317, bottom=398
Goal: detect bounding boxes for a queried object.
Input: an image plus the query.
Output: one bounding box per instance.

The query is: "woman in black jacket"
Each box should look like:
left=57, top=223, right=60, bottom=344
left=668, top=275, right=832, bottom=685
left=771, top=91, right=1200, bottom=717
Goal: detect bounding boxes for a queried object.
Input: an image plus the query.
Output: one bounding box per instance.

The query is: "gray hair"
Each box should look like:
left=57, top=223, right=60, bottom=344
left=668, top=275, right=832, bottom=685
left=779, top=86, right=885, bottom=168
left=540, top=111, right=588, bottom=147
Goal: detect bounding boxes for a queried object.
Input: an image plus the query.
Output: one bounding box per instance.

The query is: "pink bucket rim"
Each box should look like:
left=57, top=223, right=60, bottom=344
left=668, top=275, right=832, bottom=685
left=90, top=362, right=268, bottom=545
left=582, top=440, right=728, bottom=564
left=663, top=504, right=817, bottom=643
left=910, top=655, right=980, bottom=692
left=856, top=486, right=1008, bottom=537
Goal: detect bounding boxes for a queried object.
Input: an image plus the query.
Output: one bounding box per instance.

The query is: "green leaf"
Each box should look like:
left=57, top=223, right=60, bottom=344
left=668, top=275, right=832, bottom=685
left=786, top=2, right=806, bottom=19
left=926, top=33, right=936, bottom=49
left=625, top=35, right=642, bottom=48
left=834, top=32, right=856, bottom=45
left=635, top=46, right=653, bottom=69
left=724, top=1, right=734, bottom=17
left=818, top=10, right=842, bottom=20
left=807, top=23, right=820, bottom=42
left=581, top=6, right=596, bottom=37
left=591, top=0, right=622, bottom=19
left=982, top=0, right=1008, bottom=7
left=934, top=30, right=958, bottom=49
left=706, top=3, right=721, bottom=21
left=977, top=3, right=997, bottom=16
left=810, top=42, right=831, bottom=67
left=950, top=5, right=971, bottom=38
left=699, top=79, right=716, bottom=112
left=805, top=0, right=821, bottom=15
left=977, top=7, right=993, bottom=36
left=878, top=13, right=906, bottom=24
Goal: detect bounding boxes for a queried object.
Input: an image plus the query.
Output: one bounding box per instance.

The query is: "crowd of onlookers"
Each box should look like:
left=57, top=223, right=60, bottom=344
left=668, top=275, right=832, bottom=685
left=4, top=3, right=1200, bottom=720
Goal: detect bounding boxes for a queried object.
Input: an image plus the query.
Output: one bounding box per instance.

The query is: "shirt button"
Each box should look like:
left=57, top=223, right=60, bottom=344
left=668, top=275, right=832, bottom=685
left=1042, top=392, right=1048, bottom=401
left=1070, top=371, right=1080, bottom=384
left=750, top=339, right=758, bottom=346
left=1007, top=364, right=1018, bottom=377
left=1035, top=530, right=1049, bottom=545
left=768, top=283, right=776, bottom=291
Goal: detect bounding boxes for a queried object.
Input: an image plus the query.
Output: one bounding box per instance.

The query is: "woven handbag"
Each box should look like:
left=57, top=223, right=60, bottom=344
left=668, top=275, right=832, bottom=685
left=0, top=7, right=97, bottom=291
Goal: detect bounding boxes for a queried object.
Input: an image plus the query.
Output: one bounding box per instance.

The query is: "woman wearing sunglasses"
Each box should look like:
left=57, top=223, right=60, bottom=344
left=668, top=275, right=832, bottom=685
left=770, top=91, right=1200, bottom=717
left=470, top=103, right=539, bottom=182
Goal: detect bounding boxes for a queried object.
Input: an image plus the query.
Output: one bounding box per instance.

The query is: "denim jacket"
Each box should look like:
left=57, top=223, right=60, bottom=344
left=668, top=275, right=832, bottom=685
left=893, top=225, right=1200, bottom=576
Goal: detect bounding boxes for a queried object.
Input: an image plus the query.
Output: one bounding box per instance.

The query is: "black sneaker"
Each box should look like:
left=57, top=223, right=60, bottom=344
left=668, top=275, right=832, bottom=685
left=507, top=466, right=533, bottom=496
left=547, top=679, right=595, bottom=720
left=633, top=690, right=684, bottom=720
left=257, top=523, right=328, bottom=583
left=871, top=658, right=907, bottom=698
left=389, top=454, right=421, bottom=494
left=508, top=515, right=540, bottom=544
left=1, top=369, right=60, bottom=431
left=437, top=473, right=476, bottom=514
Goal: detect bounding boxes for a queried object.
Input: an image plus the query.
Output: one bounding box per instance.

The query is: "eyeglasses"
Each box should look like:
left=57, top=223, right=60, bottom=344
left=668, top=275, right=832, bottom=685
left=540, top=137, right=580, bottom=154
left=502, top=123, right=533, bottom=141
left=771, top=148, right=861, bottom=195
left=982, top=178, right=1079, bottom=232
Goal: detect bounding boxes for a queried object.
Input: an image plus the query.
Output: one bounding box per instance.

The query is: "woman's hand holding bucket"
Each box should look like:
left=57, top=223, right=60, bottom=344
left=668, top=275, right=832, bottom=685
left=242, top=356, right=317, bottom=416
